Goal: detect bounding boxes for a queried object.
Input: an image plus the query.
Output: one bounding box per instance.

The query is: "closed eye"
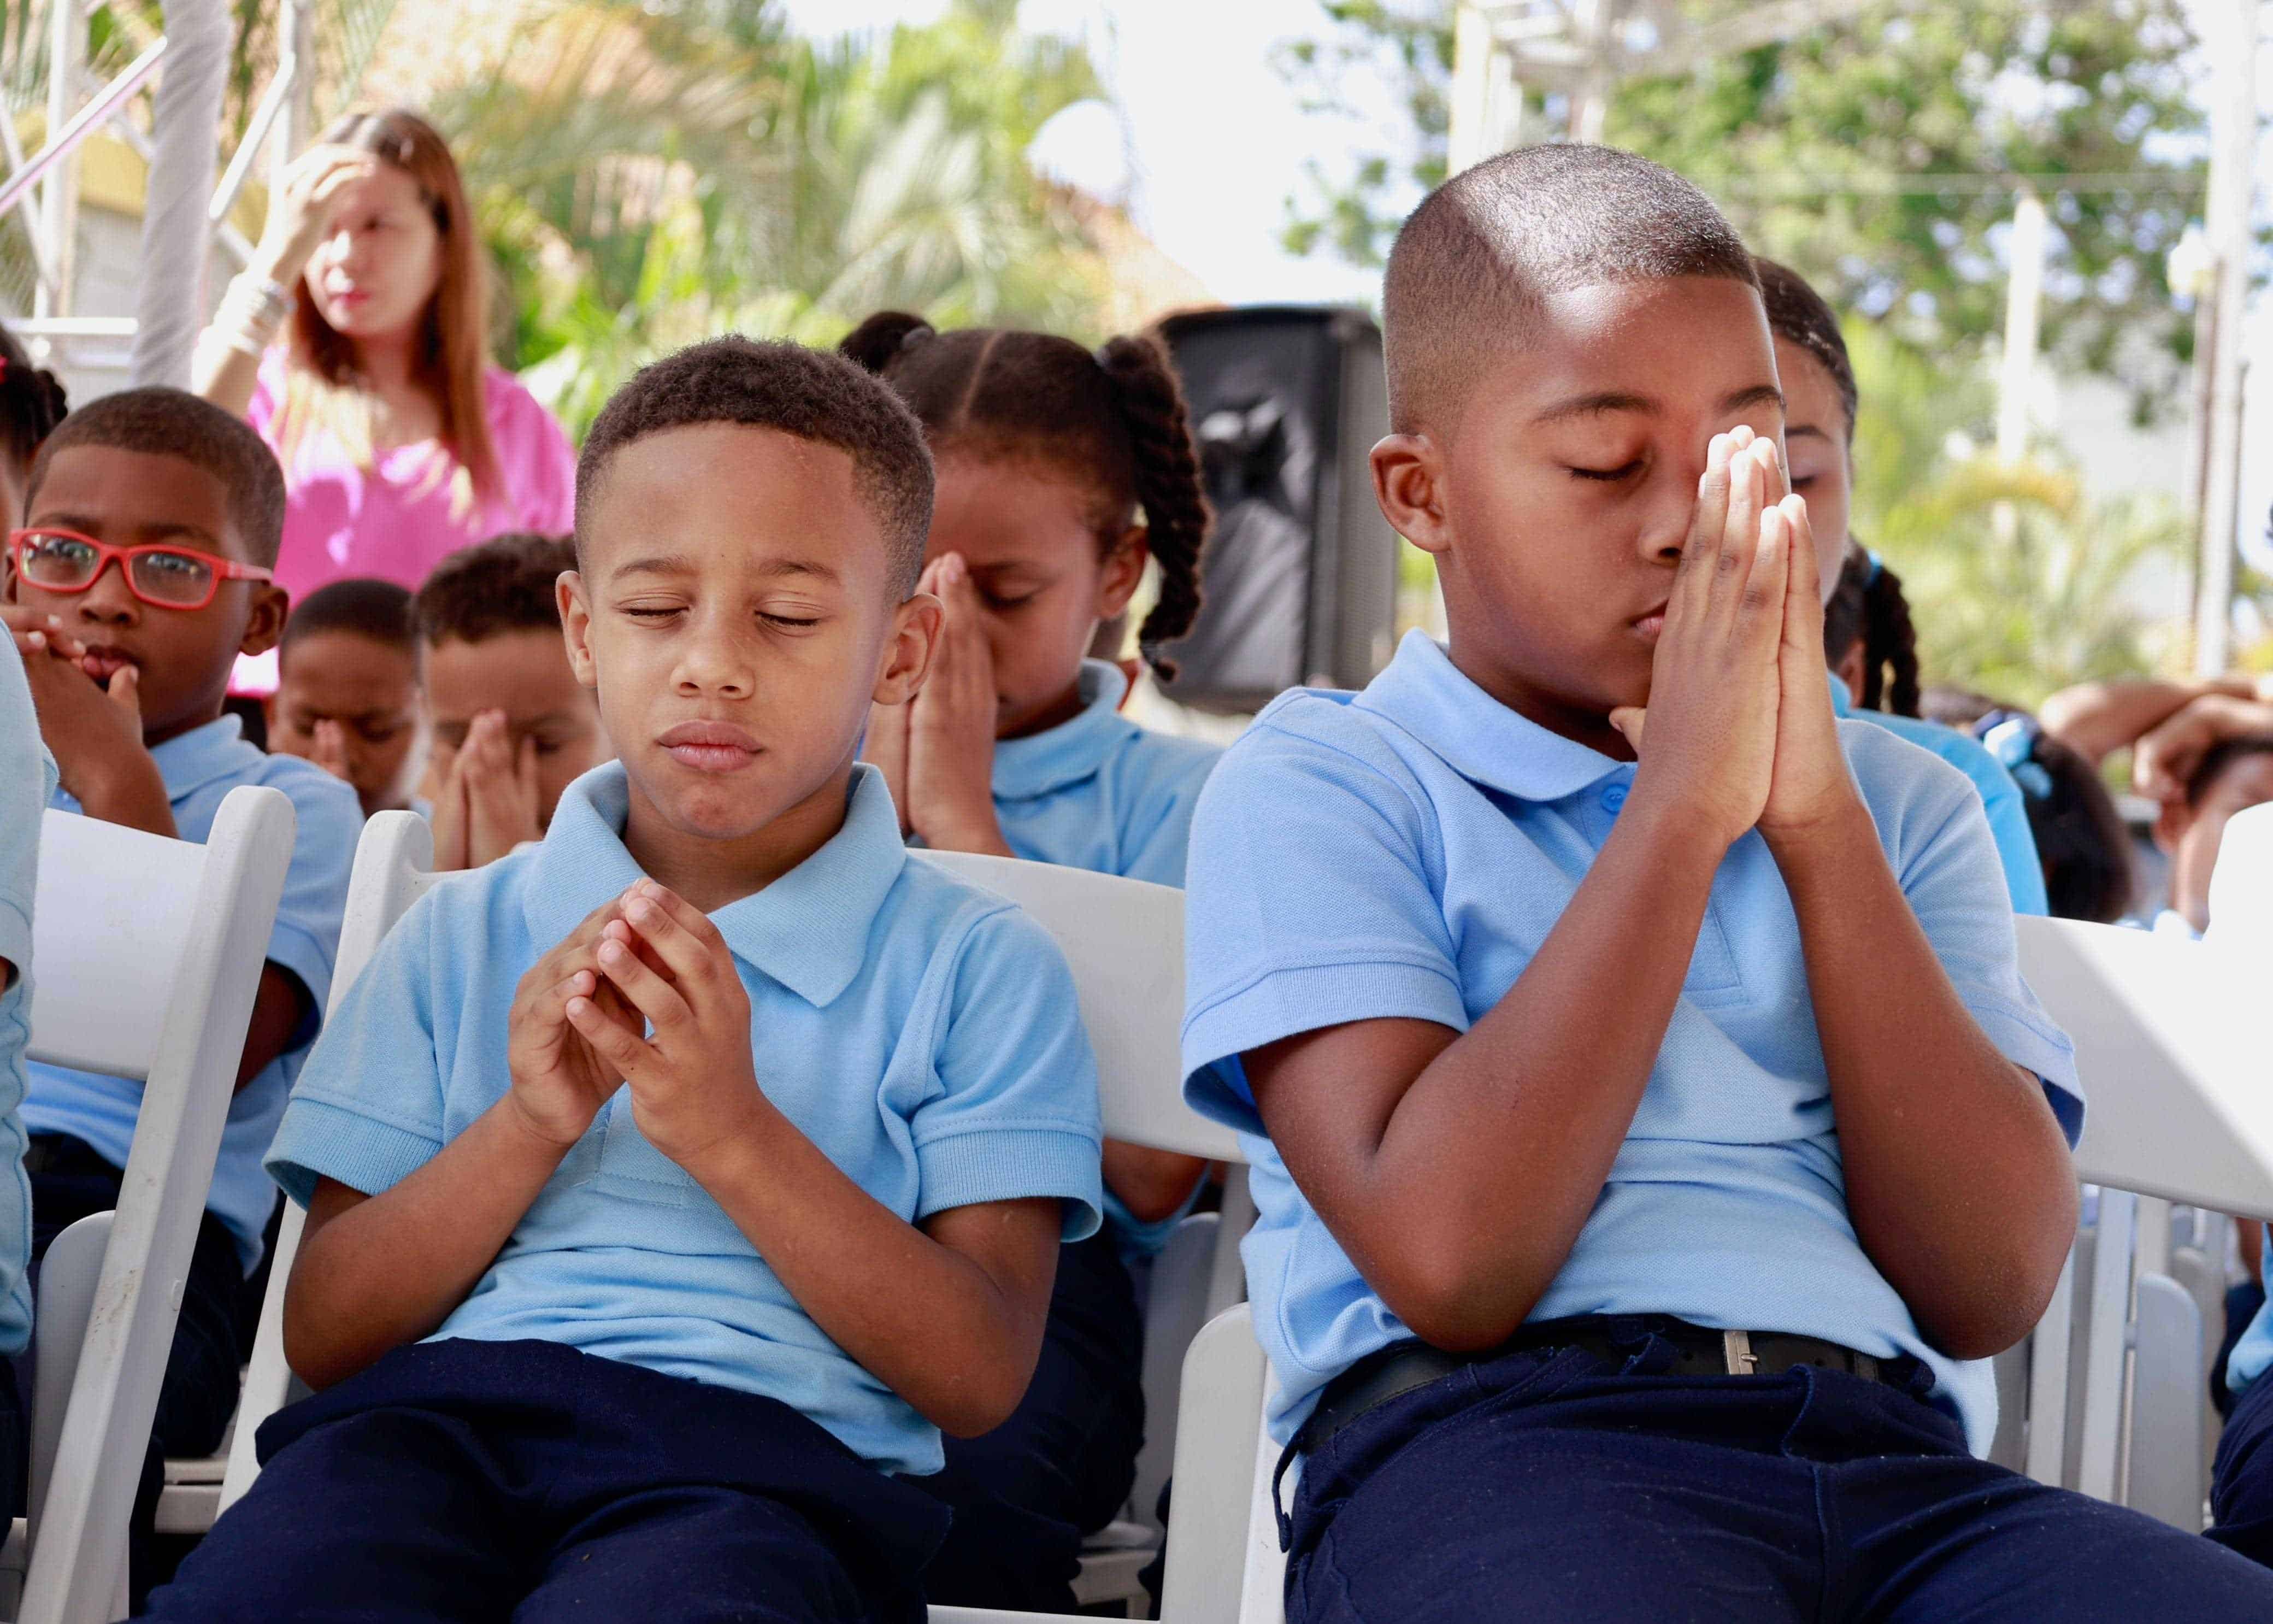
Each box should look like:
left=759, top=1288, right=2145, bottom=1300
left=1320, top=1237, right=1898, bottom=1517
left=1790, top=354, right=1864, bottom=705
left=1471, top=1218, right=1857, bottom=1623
left=1569, top=460, right=1644, bottom=483
left=762, top=613, right=822, bottom=629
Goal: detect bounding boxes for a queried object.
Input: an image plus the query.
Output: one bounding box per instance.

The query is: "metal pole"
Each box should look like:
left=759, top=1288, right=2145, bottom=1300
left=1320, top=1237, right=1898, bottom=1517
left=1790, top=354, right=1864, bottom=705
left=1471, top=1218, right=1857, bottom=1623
left=1449, top=4, right=1497, bottom=178
left=36, top=0, right=84, bottom=321
left=129, top=0, right=229, bottom=387
left=2194, top=0, right=2258, bottom=676
left=1996, top=186, right=2047, bottom=466
left=270, top=0, right=315, bottom=191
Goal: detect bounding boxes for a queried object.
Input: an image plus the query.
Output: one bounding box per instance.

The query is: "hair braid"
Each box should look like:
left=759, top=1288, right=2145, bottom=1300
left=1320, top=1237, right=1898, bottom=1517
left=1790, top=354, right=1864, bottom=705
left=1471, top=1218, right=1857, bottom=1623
left=1860, top=558, right=1922, bottom=718
left=0, top=325, right=68, bottom=489
left=1096, top=332, right=1211, bottom=680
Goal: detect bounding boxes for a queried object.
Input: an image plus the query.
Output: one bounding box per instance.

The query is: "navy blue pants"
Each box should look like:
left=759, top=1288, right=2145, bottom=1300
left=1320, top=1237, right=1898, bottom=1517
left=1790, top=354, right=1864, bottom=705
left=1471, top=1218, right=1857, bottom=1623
left=2212, top=1356, right=2273, bottom=1566
left=919, top=1232, right=1146, bottom=1611
left=140, top=1338, right=951, bottom=1623
left=1285, top=1329, right=2273, bottom=1622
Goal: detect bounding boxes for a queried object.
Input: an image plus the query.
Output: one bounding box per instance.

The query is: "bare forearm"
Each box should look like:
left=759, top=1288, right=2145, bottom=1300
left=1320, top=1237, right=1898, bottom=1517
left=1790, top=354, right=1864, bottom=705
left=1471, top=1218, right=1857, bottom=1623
left=2039, top=680, right=2203, bottom=765
left=688, top=1117, right=1048, bottom=1435
left=191, top=340, right=263, bottom=418
left=1103, top=1140, right=1209, bottom=1225
left=1288, top=807, right=1724, bottom=1347
left=1774, top=804, right=2076, bottom=1357
left=284, top=1101, right=570, bottom=1386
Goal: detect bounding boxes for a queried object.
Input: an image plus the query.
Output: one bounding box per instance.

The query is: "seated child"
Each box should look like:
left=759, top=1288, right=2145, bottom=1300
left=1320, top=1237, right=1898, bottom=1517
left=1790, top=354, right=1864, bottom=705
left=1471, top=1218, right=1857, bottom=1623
left=410, top=533, right=609, bottom=869
left=266, top=578, right=423, bottom=817
left=143, top=336, right=1104, bottom=1624
left=1755, top=258, right=2048, bottom=916
left=2147, top=738, right=2273, bottom=939
left=841, top=312, right=1221, bottom=1608
left=0, top=635, right=45, bottom=1517
left=1, top=389, right=359, bottom=1581
left=1179, top=145, right=2273, bottom=1621
left=0, top=324, right=68, bottom=525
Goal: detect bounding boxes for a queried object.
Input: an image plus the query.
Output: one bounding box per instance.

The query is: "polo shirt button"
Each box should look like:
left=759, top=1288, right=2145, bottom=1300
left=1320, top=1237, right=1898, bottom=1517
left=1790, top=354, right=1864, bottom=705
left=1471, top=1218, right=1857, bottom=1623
left=1600, top=782, right=1628, bottom=814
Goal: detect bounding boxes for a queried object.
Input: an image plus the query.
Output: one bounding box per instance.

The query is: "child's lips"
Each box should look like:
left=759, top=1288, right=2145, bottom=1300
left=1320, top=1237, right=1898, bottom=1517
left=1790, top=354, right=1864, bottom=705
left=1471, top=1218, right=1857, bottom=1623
left=1630, top=609, right=1667, bottom=643
left=78, top=646, right=139, bottom=682
left=656, top=720, right=761, bottom=774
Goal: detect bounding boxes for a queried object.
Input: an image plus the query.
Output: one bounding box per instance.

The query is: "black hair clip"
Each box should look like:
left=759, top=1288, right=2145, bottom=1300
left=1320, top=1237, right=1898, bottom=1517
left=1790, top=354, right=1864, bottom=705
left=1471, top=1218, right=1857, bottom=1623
left=1975, top=709, right=2054, bottom=802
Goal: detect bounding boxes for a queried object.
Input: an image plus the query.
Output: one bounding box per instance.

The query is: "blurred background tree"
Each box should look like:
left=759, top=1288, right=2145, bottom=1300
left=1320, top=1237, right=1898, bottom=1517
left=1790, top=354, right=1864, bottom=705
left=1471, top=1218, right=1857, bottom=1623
left=1277, top=0, right=2207, bottom=697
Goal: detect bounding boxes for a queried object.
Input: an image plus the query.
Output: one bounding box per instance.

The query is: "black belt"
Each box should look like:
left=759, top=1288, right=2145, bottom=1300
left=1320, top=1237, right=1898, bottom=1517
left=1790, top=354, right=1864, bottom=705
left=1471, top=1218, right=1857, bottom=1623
left=1300, top=1315, right=1899, bottom=1456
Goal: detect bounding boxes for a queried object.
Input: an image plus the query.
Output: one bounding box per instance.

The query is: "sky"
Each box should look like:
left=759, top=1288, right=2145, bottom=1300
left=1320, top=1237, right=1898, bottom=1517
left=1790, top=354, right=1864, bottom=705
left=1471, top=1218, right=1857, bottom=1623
left=773, top=0, right=1393, bottom=308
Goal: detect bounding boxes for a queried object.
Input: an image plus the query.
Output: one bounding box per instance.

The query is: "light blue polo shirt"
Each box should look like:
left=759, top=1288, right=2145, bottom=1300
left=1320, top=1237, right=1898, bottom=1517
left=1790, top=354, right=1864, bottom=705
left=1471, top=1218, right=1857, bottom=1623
left=994, top=659, right=1223, bottom=890
left=30, top=714, right=358, bottom=1274
left=991, top=657, right=1222, bottom=1255
left=1181, top=632, right=2081, bottom=1455
left=267, top=760, right=1104, bottom=1476
left=1830, top=681, right=2048, bottom=917
left=0, top=650, right=48, bottom=1356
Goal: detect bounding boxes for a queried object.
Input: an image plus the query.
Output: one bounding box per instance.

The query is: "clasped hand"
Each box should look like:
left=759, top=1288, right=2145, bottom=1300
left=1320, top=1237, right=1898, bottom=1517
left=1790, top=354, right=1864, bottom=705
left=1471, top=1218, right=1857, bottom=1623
left=1609, top=427, right=1858, bottom=854
left=863, top=552, right=1006, bottom=850
left=431, top=710, right=542, bottom=870
left=505, top=880, right=765, bottom=1178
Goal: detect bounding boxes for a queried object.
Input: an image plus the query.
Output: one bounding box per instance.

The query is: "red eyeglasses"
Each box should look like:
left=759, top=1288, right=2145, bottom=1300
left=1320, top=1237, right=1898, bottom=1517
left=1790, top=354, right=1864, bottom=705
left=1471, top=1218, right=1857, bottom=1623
left=8, top=528, right=274, bottom=611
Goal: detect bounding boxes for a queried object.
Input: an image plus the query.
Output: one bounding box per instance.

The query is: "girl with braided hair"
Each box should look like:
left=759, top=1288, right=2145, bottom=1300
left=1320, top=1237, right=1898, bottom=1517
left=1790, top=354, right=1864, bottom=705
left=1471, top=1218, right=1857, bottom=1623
left=1756, top=258, right=2048, bottom=915
left=0, top=325, right=69, bottom=524
left=843, top=310, right=1219, bottom=1611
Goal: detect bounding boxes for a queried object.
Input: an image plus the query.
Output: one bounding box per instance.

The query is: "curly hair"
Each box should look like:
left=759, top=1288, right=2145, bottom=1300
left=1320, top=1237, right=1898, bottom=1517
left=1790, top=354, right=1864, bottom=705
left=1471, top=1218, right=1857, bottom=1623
left=838, top=313, right=1212, bottom=680
left=413, top=533, right=576, bottom=645
left=28, top=387, right=286, bottom=564
left=578, top=336, right=934, bottom=595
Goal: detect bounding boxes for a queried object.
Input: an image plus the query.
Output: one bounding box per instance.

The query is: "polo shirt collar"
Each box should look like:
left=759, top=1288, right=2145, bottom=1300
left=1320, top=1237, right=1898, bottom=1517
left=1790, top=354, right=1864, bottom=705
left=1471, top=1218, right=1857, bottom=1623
left=992, top=659, right=1129, bottom=801
left=1355, top=631, right=1623, bottom=804
left=150, top=714, right=264, bottom=802
left=1827, top=671, right=1854, bottom=717
left=523, top=761, right=907, bottom=1009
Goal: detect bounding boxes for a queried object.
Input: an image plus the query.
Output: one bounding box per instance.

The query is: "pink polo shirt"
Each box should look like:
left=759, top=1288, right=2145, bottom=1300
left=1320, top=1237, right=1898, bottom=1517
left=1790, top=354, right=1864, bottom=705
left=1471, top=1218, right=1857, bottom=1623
left=232, top=351, right=576, bottom=693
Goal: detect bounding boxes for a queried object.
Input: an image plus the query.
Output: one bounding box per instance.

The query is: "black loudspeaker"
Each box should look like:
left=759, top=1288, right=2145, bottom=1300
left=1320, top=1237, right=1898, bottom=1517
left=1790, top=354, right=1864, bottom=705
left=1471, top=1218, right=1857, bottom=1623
left=1154, top=305, right=1401, bottom=714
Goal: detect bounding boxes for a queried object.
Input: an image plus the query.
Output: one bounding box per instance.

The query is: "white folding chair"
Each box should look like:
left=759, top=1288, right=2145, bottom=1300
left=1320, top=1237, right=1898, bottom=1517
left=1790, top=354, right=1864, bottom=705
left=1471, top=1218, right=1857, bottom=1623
left=916, top=850, right=1248, bottom=1620
left=217, top=809, right=435, bottom=1516
left=1169, top=914, right=2273, bottom=1623
left=2007, top=915, right=2273, bottom=1527
left=221, top=831, right=1254, bottom=1621
left=2, top=788, right=296, bottom=1624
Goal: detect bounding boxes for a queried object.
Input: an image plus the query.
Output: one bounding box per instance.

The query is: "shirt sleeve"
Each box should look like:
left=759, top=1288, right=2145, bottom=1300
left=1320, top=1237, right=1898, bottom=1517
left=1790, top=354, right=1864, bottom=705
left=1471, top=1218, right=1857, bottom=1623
left=0, top=652, right=45, bottom=985
left=1116, top=746, right=1219, bottom=888
left=497, top=374, right=578, bottom=536
left=1892, top=763, right=2083, bottom=1144
left=1180, top=716, right=1467, bottom=1135
left=264, top=887, right=447, bottom=1207
left=1971, top=756, right=2051, bottom=917
left=912, top=904, right=1104, bottom=1241
left=263, top=766, right=362, bottom=1055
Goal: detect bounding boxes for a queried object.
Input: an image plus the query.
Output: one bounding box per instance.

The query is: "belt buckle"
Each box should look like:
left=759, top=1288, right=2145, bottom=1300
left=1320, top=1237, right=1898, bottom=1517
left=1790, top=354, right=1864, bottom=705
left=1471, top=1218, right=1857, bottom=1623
left=1722, top=1329, right=1759, bottom=1376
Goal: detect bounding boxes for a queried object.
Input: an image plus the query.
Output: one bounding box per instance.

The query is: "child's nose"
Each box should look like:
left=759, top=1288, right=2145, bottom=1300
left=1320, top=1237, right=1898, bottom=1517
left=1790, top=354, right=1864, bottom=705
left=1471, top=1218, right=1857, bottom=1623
left=673, top=633, right=755, bottom=699
left=75, top=559, right=140, bottom=622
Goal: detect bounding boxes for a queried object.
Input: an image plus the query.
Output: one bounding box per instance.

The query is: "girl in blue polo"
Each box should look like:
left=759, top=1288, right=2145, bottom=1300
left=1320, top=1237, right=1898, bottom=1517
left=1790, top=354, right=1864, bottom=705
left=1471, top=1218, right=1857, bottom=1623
left=844, top=312, right=1221, bottom=1611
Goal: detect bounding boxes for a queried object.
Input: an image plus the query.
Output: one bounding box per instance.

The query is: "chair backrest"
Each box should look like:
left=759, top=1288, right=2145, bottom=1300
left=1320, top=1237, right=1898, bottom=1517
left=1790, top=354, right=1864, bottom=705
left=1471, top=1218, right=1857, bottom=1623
left=220, top=809, right=435, bottom=1515
left=21, top=787, right=296, bottom=1624
left=915, top=850, right=1243, bottom=1163
left=2015, top=914, right=2273, bottom=1217
left=2209, top=800, right=2273, bottom=961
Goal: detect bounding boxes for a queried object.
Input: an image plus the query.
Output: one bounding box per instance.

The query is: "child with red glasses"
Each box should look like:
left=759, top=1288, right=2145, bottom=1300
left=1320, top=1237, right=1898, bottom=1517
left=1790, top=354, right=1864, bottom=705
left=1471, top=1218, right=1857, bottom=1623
left=1, top=386, right=358, bottom=1599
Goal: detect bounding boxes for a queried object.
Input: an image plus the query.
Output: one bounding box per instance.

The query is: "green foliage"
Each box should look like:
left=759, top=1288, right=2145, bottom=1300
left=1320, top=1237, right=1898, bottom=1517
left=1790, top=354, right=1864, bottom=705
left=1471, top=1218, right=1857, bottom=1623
left=1279, top=1, right=2204, bottom=401
left=439, top=0, right=1113, bottom=439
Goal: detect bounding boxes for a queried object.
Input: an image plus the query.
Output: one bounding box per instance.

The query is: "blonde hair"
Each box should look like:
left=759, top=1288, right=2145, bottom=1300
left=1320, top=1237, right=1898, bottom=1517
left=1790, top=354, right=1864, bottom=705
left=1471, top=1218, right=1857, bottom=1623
left=275, top=108, right=499, bottom=505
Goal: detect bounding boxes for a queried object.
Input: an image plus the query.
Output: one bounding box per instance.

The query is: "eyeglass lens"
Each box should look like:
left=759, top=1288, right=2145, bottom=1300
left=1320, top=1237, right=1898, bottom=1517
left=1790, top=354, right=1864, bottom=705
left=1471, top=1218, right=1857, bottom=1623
left=20, top=534, right=215, bottom=604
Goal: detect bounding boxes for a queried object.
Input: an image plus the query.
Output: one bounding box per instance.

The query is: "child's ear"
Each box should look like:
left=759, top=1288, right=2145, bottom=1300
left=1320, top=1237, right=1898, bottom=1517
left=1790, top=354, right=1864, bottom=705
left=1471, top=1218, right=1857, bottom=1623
left=1833, top=645, right=1866, bottom=704
left=558, top=570, right=598, bottom=690
left=1371, top=434, right=1451, bottom=556
left=237, top=583, right=289, bottom=658
left=875, top=591, right=942, bottom=707
left=1097, top=526, right=1150, bottom=620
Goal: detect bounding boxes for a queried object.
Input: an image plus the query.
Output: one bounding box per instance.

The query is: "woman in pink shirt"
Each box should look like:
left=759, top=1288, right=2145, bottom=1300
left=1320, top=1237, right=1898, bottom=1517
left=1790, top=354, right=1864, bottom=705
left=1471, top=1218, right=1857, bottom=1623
left=195, top=109, right=574, bottom=689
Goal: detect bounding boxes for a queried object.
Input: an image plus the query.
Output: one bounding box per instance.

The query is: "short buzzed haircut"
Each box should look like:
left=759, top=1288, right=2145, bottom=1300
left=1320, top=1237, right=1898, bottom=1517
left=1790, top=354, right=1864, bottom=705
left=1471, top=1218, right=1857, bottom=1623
left=282, top=578, right=415, bottom=660
left=26, top=386, right=286, bottom=564
left=1382, top=144, right=1759, bottom=436
left=413, top=533, right=575, bottom=646
left=575, top=336, right=934, bottom=596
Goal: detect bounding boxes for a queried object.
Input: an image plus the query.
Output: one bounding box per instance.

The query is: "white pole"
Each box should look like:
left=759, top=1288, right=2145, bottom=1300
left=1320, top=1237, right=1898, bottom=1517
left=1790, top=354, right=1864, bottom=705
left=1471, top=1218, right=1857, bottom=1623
left=1570, top=0, right=1614, bottom=143
left=1997, top=187, right=2047, bottom=466
left=36, top=0, right=83, bottom=322
left=129, top=0, right=230, bottom=387
left=2194, top=0, right=2258, bottom=676
left=270, top=0, right=314, bottom=190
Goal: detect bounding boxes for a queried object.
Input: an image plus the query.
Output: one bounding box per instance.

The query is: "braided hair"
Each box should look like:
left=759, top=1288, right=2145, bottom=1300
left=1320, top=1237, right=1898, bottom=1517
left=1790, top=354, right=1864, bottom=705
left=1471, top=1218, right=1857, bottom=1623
left=1754, top=257, right=1856, bottom=442
left=838, top=311, right=1211, bottom=679
left=0, top=323, right=69, bottom=506
left=1822, top=545, right=1922, bottom=717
